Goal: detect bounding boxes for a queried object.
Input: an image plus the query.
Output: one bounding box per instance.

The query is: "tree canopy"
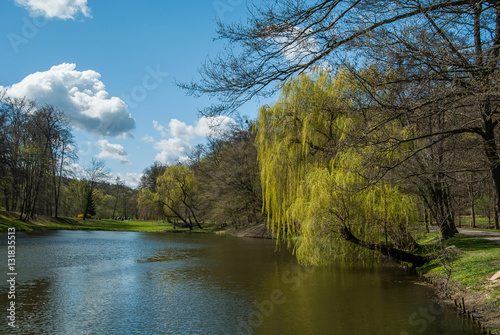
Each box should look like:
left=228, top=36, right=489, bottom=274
left=182, top=0, right=500, bottom=233
left=256, top=69, right=429, bottom=265
left=0, top=96, right=76, bottom=221
left=181, top=0, right=500, bottom=115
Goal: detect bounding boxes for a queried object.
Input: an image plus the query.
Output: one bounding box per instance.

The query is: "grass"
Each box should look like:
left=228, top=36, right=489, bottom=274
left=0, top=210, right=223, bottom=234
left=457, top=217, right=500, bottom=230
left=413, top=230, right=441, bottom=245
left=416, top=231, right=500, bottom=333
left=0, top=210, right=38, bottom=231
left=418, top=234, right=500, bottom=288
left=1, top=211, right=498, bottom=330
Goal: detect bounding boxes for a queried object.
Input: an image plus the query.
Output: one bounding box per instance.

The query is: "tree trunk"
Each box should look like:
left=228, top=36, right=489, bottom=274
left=54, top=147, right=65, bottom=218
left=481, top=103, right=500, bottom=230
left=496, top=208, right=499, bottom=230
left=469, top=184, right=476, bottom=228
left=424, top=207, right=430, bottom=233
left=490, top=165, right=500, bottom=230
left=488, top=153, right=500, bottom=229
left=159, top=200, right=192, bottom=229
left=185, top=202, right=202, bottom=229
left=471, top=200, right=476, bottom=228
left=445, top=187, right=458, bottom=234
left=3, top=187, right=11, bottom=211
left=430, top=182, right=455, bottom=239
left=340, top=226, right=433, bottom=268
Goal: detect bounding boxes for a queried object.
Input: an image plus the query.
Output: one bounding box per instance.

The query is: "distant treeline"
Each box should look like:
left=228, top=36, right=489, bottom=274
left=0, top=95, right=138, bottom=221
left=2, top=64, right=499, bottom=266
left=0, top=94, right=264, bottom=227
left=137, top=118, right=266, bottom=230
left=0, top=96, right=76, bottom=220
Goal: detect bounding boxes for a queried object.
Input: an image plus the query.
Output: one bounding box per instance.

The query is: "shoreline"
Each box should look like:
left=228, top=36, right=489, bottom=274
left=416, top=230, right=500, bottom=335
left=0, top=211, right=274, bottom=237
left=419, top=272, right=500, bottom=335
left=2, top=212, right=498, bottom=333
left=216, top=223, right=273, bottom=239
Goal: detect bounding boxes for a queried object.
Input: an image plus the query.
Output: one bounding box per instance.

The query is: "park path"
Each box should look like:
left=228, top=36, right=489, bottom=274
left=458, top=228, right=500, bottom=246
left=458, top=229, right=500, bottom=281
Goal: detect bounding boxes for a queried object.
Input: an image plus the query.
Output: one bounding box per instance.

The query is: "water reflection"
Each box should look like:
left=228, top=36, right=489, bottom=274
left=0, top=230, right=482, bottom=335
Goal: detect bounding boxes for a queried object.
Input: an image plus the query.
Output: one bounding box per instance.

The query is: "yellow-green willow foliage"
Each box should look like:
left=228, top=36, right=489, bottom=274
left=137, top=188, right=163, bottom=220
left=256, top=69, right=418, bottom=265
left=154, top=164, right=201, bottom=228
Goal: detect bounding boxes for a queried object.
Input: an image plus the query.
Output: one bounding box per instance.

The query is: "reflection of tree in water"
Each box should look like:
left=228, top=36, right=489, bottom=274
left=0, top=278, right=56, bottom=334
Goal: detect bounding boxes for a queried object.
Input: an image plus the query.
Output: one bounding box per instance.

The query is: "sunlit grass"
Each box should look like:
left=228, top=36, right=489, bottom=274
left=0, top=211, right=35, bottom=231
left=415, top=231, right=441, bottom=246
left=0, top=211, right=221, bottom=233
left=457, top=217, right=499, bottom=230
left=418, top=234, right=500, bottom=287
left=417, top=232, right=500, bottom=325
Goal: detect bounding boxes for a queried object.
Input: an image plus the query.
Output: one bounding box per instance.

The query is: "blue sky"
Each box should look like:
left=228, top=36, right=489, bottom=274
left=0, top=0, right=270, bottom=188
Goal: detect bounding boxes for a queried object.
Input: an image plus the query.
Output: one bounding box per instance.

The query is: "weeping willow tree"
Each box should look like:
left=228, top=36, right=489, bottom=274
left=154, top=164, right=202, bottom=230
left=256, top=69, right=431, bottom=266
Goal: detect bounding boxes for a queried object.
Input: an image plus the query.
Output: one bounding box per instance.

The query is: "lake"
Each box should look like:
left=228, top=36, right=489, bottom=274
left=0, top=230, right=482, bottom=334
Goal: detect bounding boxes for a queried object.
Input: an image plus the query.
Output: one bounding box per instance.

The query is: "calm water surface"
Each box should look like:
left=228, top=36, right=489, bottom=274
left=0, top=230, right=482, bottom=335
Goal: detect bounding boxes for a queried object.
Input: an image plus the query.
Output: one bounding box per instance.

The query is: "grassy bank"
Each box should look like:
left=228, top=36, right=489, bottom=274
left=457, top=217, right=499, bottom=229
left=0, top=210, right=272, bottom=238
left=416, top=231, right=500, bottom=334
left=0, top=210, right=223, bottom=233
left=3, top=211, right=497, bottom=332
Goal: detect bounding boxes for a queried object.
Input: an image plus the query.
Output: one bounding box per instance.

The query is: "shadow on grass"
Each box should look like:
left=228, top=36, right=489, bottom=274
left=445, top=235, right=498, bottom=252
left=52, top=217, right=80, bottom=225
left=417, top=234, right=498, bottom=273
left=418, top=262, right=442, bottom=273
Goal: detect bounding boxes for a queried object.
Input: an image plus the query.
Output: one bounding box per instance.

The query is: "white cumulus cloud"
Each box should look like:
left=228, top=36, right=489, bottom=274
left=141, top=135, right=155, bottom=143
left=1, top=63, right=135, bottom=137
left=96, top=139, right=130, bottom=164
left=68, top=162, right=85, bottom=179
left=113, top=172, right=143, bottom=189
left=272, top=26, right=319, bottom=64
left=153, top=138, right=192, bottom=164
left=160, top=116, right=236, bottom=140
left=153, top=120, right=168, bottom=138
left=151, top=116, right=236, bottom=164
left=15, top=0, right=91, bottom=20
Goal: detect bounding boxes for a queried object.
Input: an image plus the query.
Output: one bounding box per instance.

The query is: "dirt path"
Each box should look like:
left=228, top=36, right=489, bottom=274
left=458, top=228, right=500, bottom=245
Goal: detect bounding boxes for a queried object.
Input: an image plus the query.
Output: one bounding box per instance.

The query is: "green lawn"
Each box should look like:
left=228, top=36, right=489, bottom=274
left=0, top=211, right=221, bottom=233
left=1, top=211, right=498, bottom=331
left=418, top=234, right=500, bottom=288
left=417, top=231, right=500, bottom=333
left=457, top=217, right=499, bottom=230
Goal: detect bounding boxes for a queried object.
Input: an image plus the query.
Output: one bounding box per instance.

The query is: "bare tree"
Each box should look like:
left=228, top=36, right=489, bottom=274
left=0, top=97, right=76, bottom=221
left=82, top=159, right=109, bottom=220
left=52, top=112, right=77, bottom=218
left=0, top=96, right=35, bottom=214
left=181, top=0, right=500, bottom=232
left=194, top=123, right=265, bottom=228
left=111, top=177, right=124, bottom=218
